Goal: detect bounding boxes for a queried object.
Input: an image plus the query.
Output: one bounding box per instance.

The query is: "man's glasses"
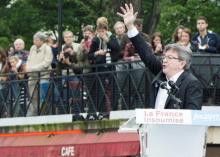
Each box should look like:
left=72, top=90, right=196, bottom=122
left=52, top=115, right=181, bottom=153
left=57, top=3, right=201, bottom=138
left=161, top=55, right=182, bottom=61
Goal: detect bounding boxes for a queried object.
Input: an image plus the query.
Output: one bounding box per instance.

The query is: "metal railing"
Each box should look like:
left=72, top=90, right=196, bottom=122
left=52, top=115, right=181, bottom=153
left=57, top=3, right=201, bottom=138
left=0, top=61, right=152, bottom=118
left=0, top=53, right=220, bottom=118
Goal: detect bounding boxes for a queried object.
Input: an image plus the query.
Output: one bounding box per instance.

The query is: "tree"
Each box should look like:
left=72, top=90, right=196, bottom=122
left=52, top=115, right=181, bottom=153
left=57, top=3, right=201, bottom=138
left=144, top=0, right=161, bottom=35
left=0, top=0, right=219, bottom=49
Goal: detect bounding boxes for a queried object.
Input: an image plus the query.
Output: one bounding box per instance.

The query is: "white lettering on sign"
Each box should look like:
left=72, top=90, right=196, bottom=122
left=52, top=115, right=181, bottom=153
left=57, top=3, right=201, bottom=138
left=136, top=109, right=192, bottom=125
left=61, top=146, right=75, bottom=156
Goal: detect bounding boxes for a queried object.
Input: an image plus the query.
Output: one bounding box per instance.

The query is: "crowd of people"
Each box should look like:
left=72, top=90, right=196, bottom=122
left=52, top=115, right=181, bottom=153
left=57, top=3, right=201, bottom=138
left=0, top=11, right=220, bottom=118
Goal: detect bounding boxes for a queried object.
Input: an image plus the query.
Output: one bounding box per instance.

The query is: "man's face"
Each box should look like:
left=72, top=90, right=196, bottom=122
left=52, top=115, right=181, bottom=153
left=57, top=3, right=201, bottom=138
left=33, top=38, right=44, bottom=48
left=64, top=33, right=73, bottom=45
left=197, top=19, right=208, bottom=32
left=114, top=24, right=125, bottom=36
left=162, top=50, right=186, bottom=79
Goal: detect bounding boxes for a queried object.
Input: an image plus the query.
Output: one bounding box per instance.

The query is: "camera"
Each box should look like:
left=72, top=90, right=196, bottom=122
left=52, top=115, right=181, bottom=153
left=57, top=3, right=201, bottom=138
left=84, top=35, right=89, bottom=41
left=63, top=51, right=71, bottom=58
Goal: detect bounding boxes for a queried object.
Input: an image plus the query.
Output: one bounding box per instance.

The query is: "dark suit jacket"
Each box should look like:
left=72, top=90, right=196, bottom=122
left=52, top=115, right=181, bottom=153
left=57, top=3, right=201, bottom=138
left=130, top=33, right=203, bottom=110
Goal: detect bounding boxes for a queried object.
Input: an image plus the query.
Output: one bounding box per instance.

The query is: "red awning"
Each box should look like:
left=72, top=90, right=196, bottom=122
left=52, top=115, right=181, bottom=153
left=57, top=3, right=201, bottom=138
left=0, top=132, right=139, bottom=157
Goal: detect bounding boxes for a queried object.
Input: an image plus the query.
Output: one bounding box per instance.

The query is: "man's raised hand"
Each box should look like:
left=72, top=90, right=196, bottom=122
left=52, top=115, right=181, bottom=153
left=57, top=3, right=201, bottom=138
left=117, top=3, right=138, bottom=30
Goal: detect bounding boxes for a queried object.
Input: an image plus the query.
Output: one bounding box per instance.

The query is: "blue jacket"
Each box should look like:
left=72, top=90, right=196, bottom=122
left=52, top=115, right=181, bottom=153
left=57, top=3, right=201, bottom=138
left=192, top=31, right=220, bottom=53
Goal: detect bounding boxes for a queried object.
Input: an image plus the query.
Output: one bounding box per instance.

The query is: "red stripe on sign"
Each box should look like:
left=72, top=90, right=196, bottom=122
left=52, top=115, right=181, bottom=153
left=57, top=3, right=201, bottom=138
left=0, top=130, right=84, bottom=137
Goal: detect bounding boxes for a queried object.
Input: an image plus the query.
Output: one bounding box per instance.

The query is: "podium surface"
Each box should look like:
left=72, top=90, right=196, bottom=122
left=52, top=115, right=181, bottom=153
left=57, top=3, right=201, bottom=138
left=136, top=109, right=220, bottom=157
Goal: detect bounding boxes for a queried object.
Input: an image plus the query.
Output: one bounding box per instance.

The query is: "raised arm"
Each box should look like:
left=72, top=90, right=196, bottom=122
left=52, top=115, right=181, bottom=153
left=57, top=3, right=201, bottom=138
left=117, top=3, right=162, bottom=75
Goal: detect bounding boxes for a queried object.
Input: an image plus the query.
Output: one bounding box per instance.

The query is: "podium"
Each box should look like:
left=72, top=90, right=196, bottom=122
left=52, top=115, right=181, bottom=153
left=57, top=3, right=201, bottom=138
left=133, top=109, right=220, bottom=157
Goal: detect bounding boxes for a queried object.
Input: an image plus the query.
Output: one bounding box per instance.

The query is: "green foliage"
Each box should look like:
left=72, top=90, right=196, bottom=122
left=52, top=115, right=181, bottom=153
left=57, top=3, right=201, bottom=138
left=0, top=0, right=219, bottom=49
left=0, top=37, right=10, bottom=49
left=0, top=0, right=99, bottom=48
left=0, top=0, right=11, bottom=8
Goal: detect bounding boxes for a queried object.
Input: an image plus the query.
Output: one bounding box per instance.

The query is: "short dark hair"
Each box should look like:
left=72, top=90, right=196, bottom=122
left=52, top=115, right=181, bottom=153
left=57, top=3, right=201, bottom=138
left=134, top=18, right=143, bottom=26
left=63, top=45, right=73, bottom=51
left=197, top=16, right=208, bottom=23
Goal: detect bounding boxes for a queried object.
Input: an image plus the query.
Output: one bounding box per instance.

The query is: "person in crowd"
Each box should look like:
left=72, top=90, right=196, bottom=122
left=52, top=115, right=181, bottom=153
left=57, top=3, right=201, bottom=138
left=26, top=31, right=53, bottom=116
left=7, top=45, right=15, bottom=57
left=116, top=18, right=150, bottom=60
left=79, top=25, right=95, bottom=73
left=172, top=25, right=185, bottom=43
left=89, top=17, right=120, bottom=69
left=117, top=3, right=202, bottom=109
left=0, top=48, right=8, bottom=78
left=6, top=56, right=27, bottom=117
left=113, top=21, right=131, bottom=60
left=10, top=38, right=29, bottom=62
left=57, top=45, right=84, bottom=115
left=192, top=16, right=220, bottom=53
left=0, top=48, right=9, bottom=117
left=151, top=32, right=164, bottom=56
left=80, top=25, right=94, bottom=54
left=122, top=42, right=140, bottom=61
left=114, top=21, right=126, bottom=45
left=178, top=28, right=196, bottom=52
left=134, top=18, right=150, bottom=42
left=62, top=30, right=80, bottom=53
left=46, top=32, right=59, bottom=69
left=7, top=56, right=26, bottom=80
left=88, top=16, right=120, bottom=119
left=57, top=45, right=83, bottom=75
left=117, top=21, right=149, bottom=110
left=122, top=18, right=150, bottom=61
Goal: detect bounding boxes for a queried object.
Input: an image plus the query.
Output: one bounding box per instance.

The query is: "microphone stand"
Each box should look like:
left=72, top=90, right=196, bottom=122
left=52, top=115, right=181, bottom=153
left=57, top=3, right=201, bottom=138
left=167, top=91, right=182, bottom=109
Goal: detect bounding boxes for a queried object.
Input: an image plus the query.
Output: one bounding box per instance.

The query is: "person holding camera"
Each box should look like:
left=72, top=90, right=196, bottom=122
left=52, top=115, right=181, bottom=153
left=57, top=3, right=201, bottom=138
left=57, top=45, right=84, bottom=114
left=62, top=30, right=80, bottom=54
left=57, top=45, right=83, bottom=74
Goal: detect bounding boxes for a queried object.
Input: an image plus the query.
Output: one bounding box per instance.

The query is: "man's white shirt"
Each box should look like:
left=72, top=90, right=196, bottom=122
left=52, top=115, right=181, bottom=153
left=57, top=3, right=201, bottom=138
left=127, top=27, right=139, bottom=38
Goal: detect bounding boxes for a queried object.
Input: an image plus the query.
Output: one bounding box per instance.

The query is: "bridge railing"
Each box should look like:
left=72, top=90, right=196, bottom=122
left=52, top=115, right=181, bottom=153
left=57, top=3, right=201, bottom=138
left=0, top=53, right=220, bottom=118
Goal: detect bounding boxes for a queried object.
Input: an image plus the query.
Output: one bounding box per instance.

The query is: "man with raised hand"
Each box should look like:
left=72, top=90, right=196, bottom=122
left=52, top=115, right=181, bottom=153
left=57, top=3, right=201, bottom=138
left=117, top=3, right=202, bottom=110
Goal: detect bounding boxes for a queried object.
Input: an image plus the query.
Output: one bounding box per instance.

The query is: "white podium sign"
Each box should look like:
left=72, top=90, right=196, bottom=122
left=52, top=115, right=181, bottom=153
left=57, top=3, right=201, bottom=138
left=136, top=109, right=220, bottom=157
left=136, top=109, right=220, bottom=126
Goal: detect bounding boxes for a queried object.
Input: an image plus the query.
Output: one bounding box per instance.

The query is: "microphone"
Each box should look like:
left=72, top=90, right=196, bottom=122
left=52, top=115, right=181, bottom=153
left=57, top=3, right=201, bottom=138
left=160, top=82, right=168, bottom=90
left=155, top=80, right=168, bottom=90
left=168, top=81, right=179, bottom=94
